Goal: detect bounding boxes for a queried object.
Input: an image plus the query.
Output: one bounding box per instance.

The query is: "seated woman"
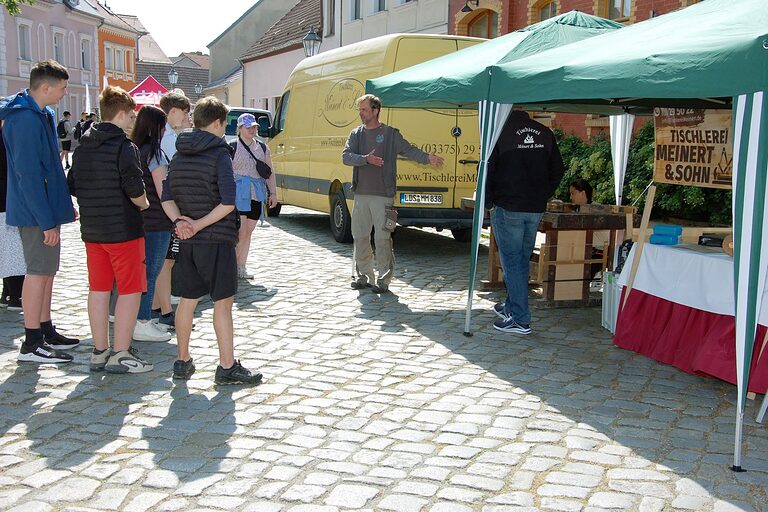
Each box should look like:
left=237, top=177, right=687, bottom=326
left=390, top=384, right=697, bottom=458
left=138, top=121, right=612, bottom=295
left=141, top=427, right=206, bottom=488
left=569, top=179, right=608, bottom=278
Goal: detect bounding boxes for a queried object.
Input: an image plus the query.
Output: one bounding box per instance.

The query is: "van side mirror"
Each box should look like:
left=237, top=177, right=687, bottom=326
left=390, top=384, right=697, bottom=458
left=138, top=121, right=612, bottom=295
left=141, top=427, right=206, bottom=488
left=257, top=116, right=271, bottom=138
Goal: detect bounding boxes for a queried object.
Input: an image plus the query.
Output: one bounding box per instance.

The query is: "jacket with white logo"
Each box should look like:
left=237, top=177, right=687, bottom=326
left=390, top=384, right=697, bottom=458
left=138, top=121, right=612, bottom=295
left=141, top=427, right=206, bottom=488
left=486, top=111, right=565, bottom=213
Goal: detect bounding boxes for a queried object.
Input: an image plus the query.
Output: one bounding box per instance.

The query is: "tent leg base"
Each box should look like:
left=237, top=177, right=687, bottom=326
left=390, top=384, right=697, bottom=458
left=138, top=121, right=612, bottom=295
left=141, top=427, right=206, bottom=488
left=731, top=465, right=746, bottom=473
left=462, top=332, right=473, bottom=337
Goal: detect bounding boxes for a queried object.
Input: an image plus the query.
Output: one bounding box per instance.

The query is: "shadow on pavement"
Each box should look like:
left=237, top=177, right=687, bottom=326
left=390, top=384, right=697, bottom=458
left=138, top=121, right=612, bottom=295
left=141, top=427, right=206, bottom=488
left=362, top=303, right=768, bottom=510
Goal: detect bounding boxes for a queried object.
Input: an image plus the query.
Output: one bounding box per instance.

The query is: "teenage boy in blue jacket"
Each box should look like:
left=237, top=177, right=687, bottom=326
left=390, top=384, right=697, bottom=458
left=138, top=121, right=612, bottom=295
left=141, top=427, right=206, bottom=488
left=0, top=60, right=80, bottom=363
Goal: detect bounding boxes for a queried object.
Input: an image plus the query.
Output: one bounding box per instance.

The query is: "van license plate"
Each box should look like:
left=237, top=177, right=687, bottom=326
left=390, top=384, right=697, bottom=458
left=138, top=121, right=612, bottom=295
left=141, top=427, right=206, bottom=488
left=400, top=193, right=442, bottom=205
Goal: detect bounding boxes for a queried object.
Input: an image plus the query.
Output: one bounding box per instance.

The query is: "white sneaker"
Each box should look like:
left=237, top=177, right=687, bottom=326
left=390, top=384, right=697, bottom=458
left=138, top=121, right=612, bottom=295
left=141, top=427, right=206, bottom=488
left=133, top=320, right=171, bottom=342
left=105, top=348, right=153, bottom=374
left=150, top=318, right=169, bottom=332
left=170, top=295, right=180, bottom=305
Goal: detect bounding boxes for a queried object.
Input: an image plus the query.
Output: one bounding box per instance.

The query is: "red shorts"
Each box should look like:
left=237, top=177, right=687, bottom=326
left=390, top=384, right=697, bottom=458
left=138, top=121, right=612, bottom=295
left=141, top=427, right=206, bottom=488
left=85, top=238, right=147, bottom=294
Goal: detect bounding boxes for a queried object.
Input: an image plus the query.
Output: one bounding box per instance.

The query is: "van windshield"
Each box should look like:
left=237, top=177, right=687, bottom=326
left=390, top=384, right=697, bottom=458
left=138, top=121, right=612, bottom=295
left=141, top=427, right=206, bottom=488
left=225, top=112, right=243, bottom=137
left=225, top=110, right=270, bottom=137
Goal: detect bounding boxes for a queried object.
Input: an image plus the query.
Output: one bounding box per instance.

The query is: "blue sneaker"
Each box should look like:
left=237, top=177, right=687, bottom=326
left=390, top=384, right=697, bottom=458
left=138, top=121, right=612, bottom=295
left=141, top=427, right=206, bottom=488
left=493, top=317, right=532, bottom=335
left=492, top=302, right=507, bottom=319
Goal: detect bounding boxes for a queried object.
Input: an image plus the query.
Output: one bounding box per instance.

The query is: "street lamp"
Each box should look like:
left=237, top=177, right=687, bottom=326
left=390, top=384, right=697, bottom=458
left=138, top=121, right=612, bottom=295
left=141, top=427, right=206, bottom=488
left=167, top=67, right=178, bottom=87
left=194, top=83, right=203, bottom=95
left=302, top=26, right=322, bottom=58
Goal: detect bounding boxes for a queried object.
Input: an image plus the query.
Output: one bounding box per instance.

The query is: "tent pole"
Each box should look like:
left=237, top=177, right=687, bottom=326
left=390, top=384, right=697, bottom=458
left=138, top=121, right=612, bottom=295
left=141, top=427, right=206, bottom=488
left=732, top=410, right=746, bottom=471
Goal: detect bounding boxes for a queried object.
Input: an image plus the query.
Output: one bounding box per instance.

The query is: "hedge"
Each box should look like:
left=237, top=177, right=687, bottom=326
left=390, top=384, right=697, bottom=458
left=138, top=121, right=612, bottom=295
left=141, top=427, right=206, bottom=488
left=554, top=120, right=732, bottom=225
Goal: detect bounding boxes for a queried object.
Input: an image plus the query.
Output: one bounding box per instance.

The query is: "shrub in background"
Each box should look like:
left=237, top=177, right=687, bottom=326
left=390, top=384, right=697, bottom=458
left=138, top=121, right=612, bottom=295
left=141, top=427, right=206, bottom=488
left=554, top=120, right=731, bottom=225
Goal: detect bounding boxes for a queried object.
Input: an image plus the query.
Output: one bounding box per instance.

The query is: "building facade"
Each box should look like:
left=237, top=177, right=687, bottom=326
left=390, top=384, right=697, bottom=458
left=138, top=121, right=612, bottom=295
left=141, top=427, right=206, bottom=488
left=0, top=0, right=101, bottom=118
left=323, top=0, right=449, bottom=48
left=93, top=1, right=140, bottom=92
left=448, top=0, right=702, bottom=137
left=239, top=0, right=451, bottom=116
left=206, top=0, right=300, bottom=107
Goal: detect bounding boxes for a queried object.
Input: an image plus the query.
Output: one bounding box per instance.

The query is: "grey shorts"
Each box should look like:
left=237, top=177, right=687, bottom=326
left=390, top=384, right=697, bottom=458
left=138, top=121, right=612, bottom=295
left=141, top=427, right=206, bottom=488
left=19, top=226, right=61, bottom=275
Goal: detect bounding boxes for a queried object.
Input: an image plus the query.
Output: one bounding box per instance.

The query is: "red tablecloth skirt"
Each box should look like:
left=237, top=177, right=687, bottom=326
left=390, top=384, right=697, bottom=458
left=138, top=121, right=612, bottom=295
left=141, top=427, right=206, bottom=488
left=613, top=288, right=768, bottom=393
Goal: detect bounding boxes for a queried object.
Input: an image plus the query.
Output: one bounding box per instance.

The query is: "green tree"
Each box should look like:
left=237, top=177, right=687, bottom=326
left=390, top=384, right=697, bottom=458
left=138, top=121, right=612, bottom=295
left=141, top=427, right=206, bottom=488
left=2, top=0, right=34, bottom=16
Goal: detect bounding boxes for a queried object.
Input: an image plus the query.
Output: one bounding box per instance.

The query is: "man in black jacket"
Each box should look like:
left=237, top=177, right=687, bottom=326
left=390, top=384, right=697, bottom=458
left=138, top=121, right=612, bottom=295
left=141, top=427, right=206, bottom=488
left=486, top=109, right=564, bottom=335
left=161, top=96, right=262, bottom=386
left=68, top=86, right=152, bottom=373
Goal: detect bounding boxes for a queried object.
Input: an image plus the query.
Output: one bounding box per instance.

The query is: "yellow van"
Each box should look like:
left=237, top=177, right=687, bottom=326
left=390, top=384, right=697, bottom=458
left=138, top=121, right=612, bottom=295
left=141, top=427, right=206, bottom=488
left=261, top=34, right=483, bottom=242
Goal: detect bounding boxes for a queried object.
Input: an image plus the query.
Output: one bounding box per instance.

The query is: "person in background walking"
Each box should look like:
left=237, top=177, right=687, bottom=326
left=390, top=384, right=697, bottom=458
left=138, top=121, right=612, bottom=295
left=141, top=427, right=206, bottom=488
left=57, top=110, right=73, bottom=169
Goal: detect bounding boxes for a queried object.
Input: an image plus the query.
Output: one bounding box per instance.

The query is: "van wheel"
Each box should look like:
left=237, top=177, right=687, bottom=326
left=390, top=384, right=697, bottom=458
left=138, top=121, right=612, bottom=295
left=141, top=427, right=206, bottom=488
left=267, top=203, right=282, bottom=217
left=451, top=228, right=472, bottom=243
left=331, top=191, right=352, bottom=243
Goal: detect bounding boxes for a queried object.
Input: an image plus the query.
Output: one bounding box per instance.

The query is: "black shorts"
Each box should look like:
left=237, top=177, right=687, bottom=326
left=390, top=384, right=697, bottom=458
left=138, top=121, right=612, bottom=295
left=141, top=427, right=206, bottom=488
left=175, top=242, right=237, bottom=301
left=61, top=140, right=72, bottom=151
left=238, top=200, right=263, bottom=221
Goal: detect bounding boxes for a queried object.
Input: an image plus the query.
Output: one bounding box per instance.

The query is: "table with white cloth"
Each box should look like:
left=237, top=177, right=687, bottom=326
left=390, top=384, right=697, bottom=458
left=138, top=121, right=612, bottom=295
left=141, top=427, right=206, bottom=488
left=614, top=243, right=768, bottom=393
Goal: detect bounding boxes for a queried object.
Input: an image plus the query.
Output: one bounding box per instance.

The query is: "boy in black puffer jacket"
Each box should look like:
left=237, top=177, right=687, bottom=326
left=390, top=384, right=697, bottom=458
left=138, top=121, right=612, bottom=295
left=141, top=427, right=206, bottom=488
left=68, top=86, right=152, bottom=374
left=161, top=96, right=262, bottom=386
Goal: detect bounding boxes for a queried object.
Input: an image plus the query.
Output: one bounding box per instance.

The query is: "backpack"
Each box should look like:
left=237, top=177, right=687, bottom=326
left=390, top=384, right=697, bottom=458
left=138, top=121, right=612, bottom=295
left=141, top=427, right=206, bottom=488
left=57, top=120, right=67, bottom=139
left=73, top=121, right=83, bottom=141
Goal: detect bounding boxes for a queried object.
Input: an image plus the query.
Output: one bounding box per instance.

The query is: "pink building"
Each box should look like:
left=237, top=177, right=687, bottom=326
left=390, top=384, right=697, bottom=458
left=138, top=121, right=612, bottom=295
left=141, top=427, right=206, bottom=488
left=0, top=0, right=101, bottom=118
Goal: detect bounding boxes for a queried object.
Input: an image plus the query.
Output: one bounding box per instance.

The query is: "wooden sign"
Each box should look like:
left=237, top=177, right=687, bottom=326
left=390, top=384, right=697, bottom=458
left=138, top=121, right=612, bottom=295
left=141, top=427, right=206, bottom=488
left=653, top=108, right=733, bottom=189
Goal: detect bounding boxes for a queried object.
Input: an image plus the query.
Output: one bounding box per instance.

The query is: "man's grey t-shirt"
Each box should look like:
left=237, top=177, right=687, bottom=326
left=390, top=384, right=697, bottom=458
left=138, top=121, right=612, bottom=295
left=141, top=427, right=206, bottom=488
left=354, top=126, right=388, bottom=197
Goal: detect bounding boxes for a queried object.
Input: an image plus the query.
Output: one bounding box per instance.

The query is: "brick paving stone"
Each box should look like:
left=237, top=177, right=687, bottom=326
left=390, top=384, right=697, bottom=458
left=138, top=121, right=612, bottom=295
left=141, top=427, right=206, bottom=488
left=487, top=492, right=535, bottom=506
left=539, top=497, right=585, bottom=511
left=122, top=492, right=168, bottom=512
left=436, top=487, right=485, bottom=503
left=378, top=494, right=429, bottom=511
left=324, top=484, right=379, bottom=508
left=89, top=487, right=131, bottom=510
left=537, top=484, right=591, bottom=499
left=587, top=491, right=636, bottom=509
left=393, top=480, right=440, bottom=497
left=38, top=476, right=100, bottom=502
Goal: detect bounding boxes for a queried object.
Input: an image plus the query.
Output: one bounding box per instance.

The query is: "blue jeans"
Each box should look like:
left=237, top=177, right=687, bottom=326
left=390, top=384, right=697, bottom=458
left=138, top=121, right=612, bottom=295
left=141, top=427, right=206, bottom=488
left=138, top=230, right=171, bottom=320
left=491, top=207, right=542, bottom=326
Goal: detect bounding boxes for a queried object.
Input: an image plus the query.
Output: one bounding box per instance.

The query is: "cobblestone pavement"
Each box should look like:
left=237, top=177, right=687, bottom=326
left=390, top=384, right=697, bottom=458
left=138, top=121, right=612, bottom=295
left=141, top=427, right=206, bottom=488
left=1, top=206, right=766, bottom=512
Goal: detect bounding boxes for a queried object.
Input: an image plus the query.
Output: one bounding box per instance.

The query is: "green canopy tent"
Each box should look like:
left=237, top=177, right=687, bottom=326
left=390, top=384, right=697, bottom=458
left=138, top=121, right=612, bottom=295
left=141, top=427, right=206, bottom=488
left=485, top=0, right=767, bottom=472
left=374, top=0, right=766, bottom=469
left=367, top=11, right=624, bottom=336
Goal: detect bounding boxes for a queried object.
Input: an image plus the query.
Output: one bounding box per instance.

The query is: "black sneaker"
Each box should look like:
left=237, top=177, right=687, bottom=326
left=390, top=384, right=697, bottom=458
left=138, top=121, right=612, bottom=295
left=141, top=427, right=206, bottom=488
left=372, top=283, right=390, bottom=294
left=214, top=360, right=262, bottom=386
left=18, top=341, right=73, bottom=363
left=157, top=311, right=175, bottom=330
left=173, top=358, right=195, bottom=380
left=44, top=329, right=80, bottom=350
left=350, top=279, right=371, bottom=290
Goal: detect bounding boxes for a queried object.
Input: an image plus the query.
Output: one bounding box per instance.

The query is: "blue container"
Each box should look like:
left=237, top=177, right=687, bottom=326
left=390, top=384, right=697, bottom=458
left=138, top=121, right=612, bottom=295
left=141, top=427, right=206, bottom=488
left=650, top=233, right=680, bottom=245
left=653, top=224, right=683, bottom=236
